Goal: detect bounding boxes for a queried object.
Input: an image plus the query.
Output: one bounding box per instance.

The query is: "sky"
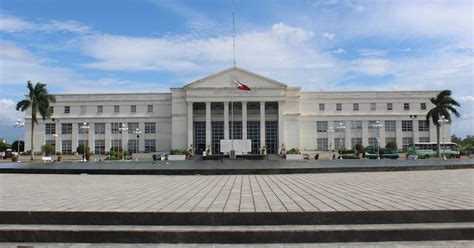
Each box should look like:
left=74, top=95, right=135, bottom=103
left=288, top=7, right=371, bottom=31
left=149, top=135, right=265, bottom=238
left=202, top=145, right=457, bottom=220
left=0, top=0, right=473, bottom=143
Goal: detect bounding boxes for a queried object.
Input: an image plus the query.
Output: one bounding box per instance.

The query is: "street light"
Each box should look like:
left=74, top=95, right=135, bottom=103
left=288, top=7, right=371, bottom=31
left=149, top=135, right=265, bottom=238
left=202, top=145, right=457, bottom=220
left=327, top=126, right=335, bottom=160
left=335, top=122, right=346, bottom=160
left=372, top=120, right=383, bottom=160
left=119, top=123, right=128, bottom=160
left=132, top=128, right=142, bottom=161
left=437, top=115, right=449, bottom=160
left=80, top=122, right=90, bottom=162
left=14, top=119, right=24, bottom=162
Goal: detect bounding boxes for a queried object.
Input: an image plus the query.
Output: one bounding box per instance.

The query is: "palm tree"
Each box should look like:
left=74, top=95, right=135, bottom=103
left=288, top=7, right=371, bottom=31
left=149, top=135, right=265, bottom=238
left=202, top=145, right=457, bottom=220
left=426, top=90, right=460, bottom=158
left=16, top=81, right=56, bottom=160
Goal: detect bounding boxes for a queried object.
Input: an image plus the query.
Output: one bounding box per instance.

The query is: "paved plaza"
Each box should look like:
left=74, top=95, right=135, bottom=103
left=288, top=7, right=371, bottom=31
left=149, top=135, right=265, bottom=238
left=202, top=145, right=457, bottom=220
left=1, top=169, right=473, bottom=212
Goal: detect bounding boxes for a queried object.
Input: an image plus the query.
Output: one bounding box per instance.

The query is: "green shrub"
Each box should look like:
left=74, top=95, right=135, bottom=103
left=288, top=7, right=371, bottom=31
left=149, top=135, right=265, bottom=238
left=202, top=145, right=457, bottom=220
left=170, top=149, right=187, bottom=155
left=286, top=148, right=300, bottom=154
left=41, top=144, right=55, bottom=156
left=385, top=141, right=397, bottom=150
left=152, top=154, right=157, bottom=161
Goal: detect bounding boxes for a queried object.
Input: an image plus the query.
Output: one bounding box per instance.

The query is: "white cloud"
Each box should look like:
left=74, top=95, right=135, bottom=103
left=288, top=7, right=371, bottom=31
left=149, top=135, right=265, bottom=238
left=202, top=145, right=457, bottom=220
left=358, top=48, right=386, bottom=57
left=332, top=48, right=345, bottom=54
left=322, top=32, right=335, bottom=40
left=0, top=14, right=91, bottom=34
left=458, top=96, right=474, bottom=102
left=350, top=58, right=391, bottom=76
left=0, top=98, right=23, bottom=126
left=0, top=40, right=32, bottom=59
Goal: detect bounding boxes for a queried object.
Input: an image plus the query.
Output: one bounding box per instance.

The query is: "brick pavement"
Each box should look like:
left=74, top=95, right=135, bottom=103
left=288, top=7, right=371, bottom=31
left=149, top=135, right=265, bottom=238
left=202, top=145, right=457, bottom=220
left=0, top=169, right=473, bottom=212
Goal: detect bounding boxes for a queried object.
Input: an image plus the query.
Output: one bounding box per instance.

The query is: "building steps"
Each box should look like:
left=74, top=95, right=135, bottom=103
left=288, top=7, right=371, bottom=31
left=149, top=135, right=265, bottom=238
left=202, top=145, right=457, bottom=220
left=0, top=210, right=473, bottom=243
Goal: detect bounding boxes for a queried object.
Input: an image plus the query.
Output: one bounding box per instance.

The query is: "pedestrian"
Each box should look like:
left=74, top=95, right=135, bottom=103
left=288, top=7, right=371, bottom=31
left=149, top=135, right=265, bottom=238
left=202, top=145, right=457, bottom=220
left=202, top=150, right=207, bottom=160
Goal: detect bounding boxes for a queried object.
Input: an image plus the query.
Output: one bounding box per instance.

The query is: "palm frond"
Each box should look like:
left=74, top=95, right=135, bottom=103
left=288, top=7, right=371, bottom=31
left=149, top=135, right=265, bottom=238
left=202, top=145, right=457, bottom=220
left=16, top=100, right=30, bottom=111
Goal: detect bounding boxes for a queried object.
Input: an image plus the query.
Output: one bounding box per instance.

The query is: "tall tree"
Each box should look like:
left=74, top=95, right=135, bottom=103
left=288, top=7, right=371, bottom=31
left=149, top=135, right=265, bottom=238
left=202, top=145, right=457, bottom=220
left=426, top=90, right=460, bottom=157
left=16, top=81, right=56, bottom=160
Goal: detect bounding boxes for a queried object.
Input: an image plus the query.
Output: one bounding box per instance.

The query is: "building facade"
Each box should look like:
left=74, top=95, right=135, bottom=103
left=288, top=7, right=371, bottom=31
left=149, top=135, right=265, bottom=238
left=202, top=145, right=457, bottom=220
left=24, top=67, right=450, bottom=155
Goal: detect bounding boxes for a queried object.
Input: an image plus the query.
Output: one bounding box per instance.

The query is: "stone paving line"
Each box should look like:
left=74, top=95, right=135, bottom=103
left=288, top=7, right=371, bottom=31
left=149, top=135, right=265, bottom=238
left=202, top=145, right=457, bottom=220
left=0, top=169, right=473, bottom=212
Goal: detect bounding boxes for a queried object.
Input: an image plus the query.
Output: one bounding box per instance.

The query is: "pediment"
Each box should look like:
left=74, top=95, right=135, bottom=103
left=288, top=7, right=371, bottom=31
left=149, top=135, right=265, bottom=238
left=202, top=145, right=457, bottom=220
left=183, top=67, right=287, bottom=90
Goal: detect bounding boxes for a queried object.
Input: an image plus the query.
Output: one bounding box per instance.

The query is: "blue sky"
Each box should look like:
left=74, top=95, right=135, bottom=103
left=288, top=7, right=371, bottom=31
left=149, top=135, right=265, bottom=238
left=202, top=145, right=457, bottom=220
left=0, top=0, right=473, bottom=142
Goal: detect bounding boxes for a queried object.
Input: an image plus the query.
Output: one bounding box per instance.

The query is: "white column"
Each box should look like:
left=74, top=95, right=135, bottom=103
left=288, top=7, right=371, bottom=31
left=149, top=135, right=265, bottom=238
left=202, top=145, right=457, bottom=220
left=413, top=119, right=419, bottom=143
left=187, top=102, right=193, bottom=148
left=361, top=121, right=368, bottom=146
left=88, top=123, right=95, bottom=153
left=55, top=123, right=61, bottom=153
left=105, top=122, right=111, bottom=152
left=138, top=122, right=145, bottom=153
left=224, top=101, right=229, bottom=140
left=260, top=101, right=266, bottom=149
left=242, top=101, right=247, bottom=140
left=72, top=122, right=78, bottom=153
left=278, top=101, right=284, bottom=152
left=205, top=102, right=211, bottom=149
left=396, top=120, right=403, bottom=150
left=345, top=122, right=351, bottom=148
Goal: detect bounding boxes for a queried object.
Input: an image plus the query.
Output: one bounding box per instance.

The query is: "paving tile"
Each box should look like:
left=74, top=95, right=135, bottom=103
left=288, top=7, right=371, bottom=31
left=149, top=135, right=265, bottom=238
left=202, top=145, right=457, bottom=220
left=0, top=169, right=473, bottom=212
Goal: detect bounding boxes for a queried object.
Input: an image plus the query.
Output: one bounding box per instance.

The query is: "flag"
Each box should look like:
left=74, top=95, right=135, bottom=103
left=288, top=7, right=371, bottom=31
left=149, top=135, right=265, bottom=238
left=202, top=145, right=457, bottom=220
left=233, top=79, right=251, bottom=91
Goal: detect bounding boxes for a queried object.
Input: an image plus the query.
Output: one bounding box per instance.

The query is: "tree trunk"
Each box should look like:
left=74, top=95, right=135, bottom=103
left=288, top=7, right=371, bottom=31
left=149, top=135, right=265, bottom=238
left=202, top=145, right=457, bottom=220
left=30, top=117, right=34, bottom=161
left=436, top=124, right=440, bottom=158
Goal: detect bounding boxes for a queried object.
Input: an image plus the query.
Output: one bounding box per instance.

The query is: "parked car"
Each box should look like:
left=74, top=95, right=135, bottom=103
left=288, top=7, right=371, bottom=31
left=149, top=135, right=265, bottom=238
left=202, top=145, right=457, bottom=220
left=382, top=149, right=399, bottom=159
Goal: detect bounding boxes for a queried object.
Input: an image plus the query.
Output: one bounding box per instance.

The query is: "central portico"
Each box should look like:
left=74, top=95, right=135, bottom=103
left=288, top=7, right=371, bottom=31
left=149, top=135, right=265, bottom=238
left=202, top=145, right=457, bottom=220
left=171, top=67, right=288, bottom=154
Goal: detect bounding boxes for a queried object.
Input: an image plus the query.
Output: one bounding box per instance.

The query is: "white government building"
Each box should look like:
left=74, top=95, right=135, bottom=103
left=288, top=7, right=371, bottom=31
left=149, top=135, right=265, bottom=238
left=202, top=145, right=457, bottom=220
left=24, top=67, right=450, bottom=155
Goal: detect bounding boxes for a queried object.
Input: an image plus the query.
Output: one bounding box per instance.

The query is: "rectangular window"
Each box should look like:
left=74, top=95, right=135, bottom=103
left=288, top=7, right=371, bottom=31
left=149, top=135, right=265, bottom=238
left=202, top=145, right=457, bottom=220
left=78, top=139, right=88, bottom=146
left=404, top=103, right=410, bottom=110
left=419, top=137, right=430, bottom=142
left=421, top=103, right=427, bottom=110
left=336, top=103, right=342, bottom=111
left=402, top=120, right=413, bottom=132
left=95, top=140, right=105, bottom=154
left=61, top=140, right=72, bottom=154
left=319, top=103, right=325, bottom=111
left=64, top=106, right=70, bottom=114
left=334, top=138, right=345, bottom=150
left=351, top=138, right=362, bottom=149
left=95, top=123, right=105, bottom=134
left=128, top=122, right=139, bottom=134
left=387, top=103, right=393, bottom=111
left=111, top=140, right=122, bottom=150
left=368, top=137, right=378, bottom=147
left=49, top=106, right=54, bottom=114
left=370, top=103, right=376, bottom=111
left=145, top=139, right=156, bottom=153
left=317, top=138, right=328, bottom=151
left=128, top=140, right=139, bottom=153
left=61, top=123, right=72, bottom=134
left=80, top=105, right=86, bottom=114
left=418, top=120, right=429, bottom=131
left=353, top=103, right=359, bottom=111
left=114, top=105, right=120, bottom=113
left=78, top=123, right=89, bottom=134
left=147, top=105, right=153, bottom=113
left=97, top=105, right=103, bottom=113
left=111, top=122, right=122, bottom=134
left=368, top=120, right=377, bottom=129
left=385, top=120, right=396, bottom=132
left=45, top=123, right=56, bottom=134
left=145, top=122, right=156, bottom=134
left=45, top=140, right=55, bottom=147
left=131, top=105, right=136, bottom=113
left=334, top=121, right=345, bottom=132
left=316, top=121, right=328, bottom=132
left=351, top=121, right=362, bottom=130
left=402, top=137, right=413, bottom=151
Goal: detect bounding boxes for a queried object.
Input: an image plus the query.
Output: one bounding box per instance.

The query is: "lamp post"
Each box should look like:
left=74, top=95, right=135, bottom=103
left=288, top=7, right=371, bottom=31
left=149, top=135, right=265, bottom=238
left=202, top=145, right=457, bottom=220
left=119, top=123, right=128, bottom=160
left=335, top=122, right=346, bottom=160
left=327, top=126, right=335, bottom=160
left=372, top=120, right=383, bottom=160
left=133, top=128, right=142, bottom=161
left=14, top=119, right=24, bottom=162
left=437, top=115, right=449, bottom=160
left=80, top=122, right=90, bottom=162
